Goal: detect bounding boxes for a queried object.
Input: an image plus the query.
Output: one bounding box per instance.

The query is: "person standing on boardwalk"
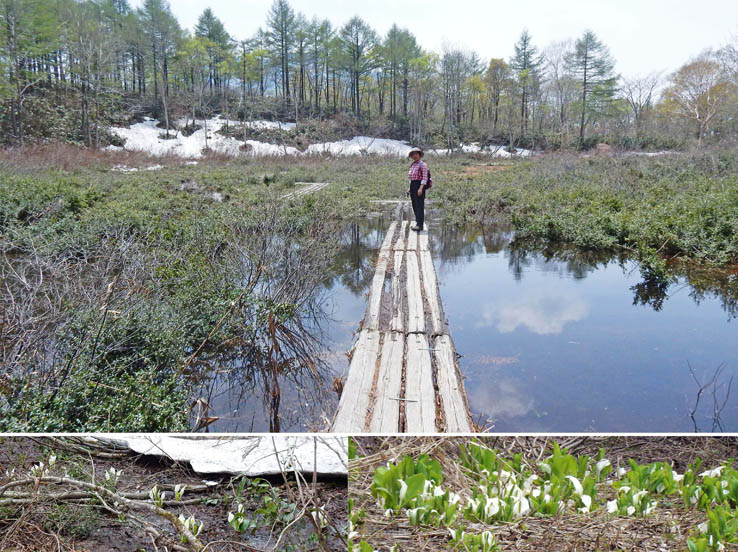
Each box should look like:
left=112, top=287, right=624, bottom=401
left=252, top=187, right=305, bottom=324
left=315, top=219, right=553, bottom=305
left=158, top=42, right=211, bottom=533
left=407, top=147, right=430, bottom=231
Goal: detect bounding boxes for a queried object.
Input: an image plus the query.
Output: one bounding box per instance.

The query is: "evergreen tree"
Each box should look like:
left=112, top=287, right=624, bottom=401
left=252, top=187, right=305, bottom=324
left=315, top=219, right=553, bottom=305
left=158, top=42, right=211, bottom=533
left=510, top=29, right=543, bottom=137
left=566, top=30, right=617, bottom=148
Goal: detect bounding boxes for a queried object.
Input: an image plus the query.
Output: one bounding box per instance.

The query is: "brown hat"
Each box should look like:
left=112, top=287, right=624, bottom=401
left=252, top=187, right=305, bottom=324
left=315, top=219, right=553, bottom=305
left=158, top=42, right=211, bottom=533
left=408, top=146, right=424, bottom=158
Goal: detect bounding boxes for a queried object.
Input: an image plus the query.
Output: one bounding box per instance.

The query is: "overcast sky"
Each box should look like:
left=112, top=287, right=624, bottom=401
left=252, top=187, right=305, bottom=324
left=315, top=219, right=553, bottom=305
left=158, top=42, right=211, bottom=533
left=133, top=0, right=738, bottom=76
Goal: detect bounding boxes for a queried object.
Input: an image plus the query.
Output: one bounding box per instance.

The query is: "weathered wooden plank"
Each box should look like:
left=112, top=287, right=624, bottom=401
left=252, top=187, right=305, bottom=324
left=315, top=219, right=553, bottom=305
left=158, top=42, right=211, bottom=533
left=406, top=226, right=418, bottom=251
left=405, top=333, right=437, bottom=433
left=390, top=250, right=404, bottom=332
left=418, top=225, right=430, bottom=251
left=419, top=250, right=444, bottom=335
left=435, top=334, right=472, bottom=432
left=281, top=182, right=329, bottom=199
left=333, top=329, right=381, bottom=432
left=405, top=250, right=424, bottom=334
left=364, top=222, right=397, bottom=330
left=393, top=221, right=408, bottom=251
left=368, top=332, right=405, bottom=432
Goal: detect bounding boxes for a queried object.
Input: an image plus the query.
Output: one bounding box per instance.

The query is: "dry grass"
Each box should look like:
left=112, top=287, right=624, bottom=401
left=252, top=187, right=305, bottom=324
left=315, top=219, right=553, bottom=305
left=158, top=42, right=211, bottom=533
left=349, top=436, right=738, bottom=552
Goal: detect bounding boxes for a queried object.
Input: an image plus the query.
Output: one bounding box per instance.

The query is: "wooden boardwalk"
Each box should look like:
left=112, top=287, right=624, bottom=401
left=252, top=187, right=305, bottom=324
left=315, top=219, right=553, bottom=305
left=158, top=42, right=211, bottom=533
left=332, top=220, right=473, bottom=433
left=281, top=182, right=329, bottom=199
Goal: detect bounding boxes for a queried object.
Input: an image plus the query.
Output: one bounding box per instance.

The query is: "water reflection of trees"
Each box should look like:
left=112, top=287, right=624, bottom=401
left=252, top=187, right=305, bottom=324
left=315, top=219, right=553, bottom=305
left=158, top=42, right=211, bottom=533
left=327, top=218, right=389, bottom=295
left=436, top=220, right=738, bottom=318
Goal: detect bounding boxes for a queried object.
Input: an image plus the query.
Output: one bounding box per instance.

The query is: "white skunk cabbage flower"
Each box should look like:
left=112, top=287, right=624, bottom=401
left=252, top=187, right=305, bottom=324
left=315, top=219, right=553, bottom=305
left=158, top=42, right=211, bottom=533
left=512, top=497, right=530, bottom=518
left=616, top=467, right=627, bottom=477
left=578, top=494, right=592, bottom=513
left=481, top=531, right=495, bottom=547
left=484, top=497, right=500, bottom=518
left=699, top=466, right=724, bottom=478
left=398, top=479, right=408, bottom=503
left=434, top=485, right=445, bottom=497
left=626, top=505, right=636, bottom=516
left=643, top=500, right=657, bottom=515
left=539, top=462, right=552, bottom=474
left=606, top=500, right=618, bottom=514
left=449, top=492, right=461, bottom=505
left=565, top=475, right=584, bottom=496
left=672, top=471, right=684, bottom=482
left=595, top=459, right=610, bottom=476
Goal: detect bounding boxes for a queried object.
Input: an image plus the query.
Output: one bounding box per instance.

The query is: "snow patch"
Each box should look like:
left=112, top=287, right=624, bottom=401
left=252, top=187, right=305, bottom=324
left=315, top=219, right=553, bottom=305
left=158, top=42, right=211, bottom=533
left=108, top=117, right=532, bottom=159
left=96, top=435, right=347, bottom=476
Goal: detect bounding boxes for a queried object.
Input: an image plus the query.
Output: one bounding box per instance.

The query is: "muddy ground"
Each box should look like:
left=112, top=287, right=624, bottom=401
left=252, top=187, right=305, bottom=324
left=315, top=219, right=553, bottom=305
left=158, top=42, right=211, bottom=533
left=0, top=438, right=347, bottom=552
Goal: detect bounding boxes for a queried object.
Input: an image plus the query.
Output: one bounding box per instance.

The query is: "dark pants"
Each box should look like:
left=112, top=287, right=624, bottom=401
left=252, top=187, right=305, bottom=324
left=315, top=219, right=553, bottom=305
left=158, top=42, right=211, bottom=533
left=410, top=180, right=425, bottom=228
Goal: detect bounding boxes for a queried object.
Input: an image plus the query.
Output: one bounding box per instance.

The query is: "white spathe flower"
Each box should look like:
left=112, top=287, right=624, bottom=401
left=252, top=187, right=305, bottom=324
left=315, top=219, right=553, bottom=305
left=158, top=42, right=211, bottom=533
left=512, top=497, right=530, bottom=518
left=606, top=500, right=618, bottom=514
left=482, top=531, right=495, bottom=547
left=657, top=483, right=665, bottom=493
left=433, top=485, right=445, bottom=497
left=578, top=494, right=592, bottom=513
left=543, top=493, right=552, bottom=503
left=348, top=531, right=359, bottom=541
left=449, top=492, right=461, bottom=505
left=48, top=455, right=56, bottom=467
left=565, top=475, right=584, bottom=496
left=467, top=497, right=479, bottom=510
left=617, top=467, right=627, bottom=477
left=531, top=488, right=541, bottom=498
left=523, top=474, right=538, bottom=493
left=632, top=490, right=648, bottom=506
left=643, top=500, right=657, bottom=515
left=227, top=512, right=235, bottom=522
left=697, top=522, right=708, bottom=534
left=617, top=486, right=631, bottom=494
left=484, top=497, right=500, bottom=518
left=384, top=509, right=393, bottom=517
left=626, top=506, right=636, bottom=516
left=699, top=466, right=724, bottom=478
left=539, top=462, right=552, bottom=474
left=595, top=459, right=611, bottom=476
left=398, top=479, right=408, bottom=503
left=672, top=471, right=684, bottom=482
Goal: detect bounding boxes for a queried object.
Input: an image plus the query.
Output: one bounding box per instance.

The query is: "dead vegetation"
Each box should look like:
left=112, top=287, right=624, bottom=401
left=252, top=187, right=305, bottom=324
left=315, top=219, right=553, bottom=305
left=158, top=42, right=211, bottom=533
left=0, top=437, right=347, bottom=552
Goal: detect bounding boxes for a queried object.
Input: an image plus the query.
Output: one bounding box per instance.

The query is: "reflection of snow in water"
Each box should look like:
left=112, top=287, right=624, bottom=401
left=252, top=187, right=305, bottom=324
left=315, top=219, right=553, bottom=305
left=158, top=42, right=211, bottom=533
left=469, top=378, right=534, bottom=419
left=478, top=289, right=589, bottom=335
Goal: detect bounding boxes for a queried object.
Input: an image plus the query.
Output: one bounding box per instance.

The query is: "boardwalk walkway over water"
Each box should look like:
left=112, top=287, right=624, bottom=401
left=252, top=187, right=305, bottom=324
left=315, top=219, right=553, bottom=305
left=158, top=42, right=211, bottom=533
left=332, top=219, right=473, bottom=433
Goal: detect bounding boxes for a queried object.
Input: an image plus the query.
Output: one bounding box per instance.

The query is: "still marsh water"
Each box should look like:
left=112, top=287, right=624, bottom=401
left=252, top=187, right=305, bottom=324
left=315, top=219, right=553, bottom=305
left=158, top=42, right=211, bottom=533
left=200, top=214, right=738, bottom=432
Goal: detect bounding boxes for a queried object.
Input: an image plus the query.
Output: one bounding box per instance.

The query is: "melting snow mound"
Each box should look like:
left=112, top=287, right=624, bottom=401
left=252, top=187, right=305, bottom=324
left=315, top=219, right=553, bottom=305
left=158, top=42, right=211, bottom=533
left=97, top=435, right=347, bottom=476
left=107, top=117, right=532, bottom=159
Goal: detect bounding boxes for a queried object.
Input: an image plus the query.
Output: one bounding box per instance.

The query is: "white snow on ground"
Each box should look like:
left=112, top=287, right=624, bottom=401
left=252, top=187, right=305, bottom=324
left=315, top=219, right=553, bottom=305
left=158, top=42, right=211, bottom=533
left=95, top=435, right=347, bottom=476
left=304, top=136, right=413, bottom=156
left=108, top=116, right=532, bottom=159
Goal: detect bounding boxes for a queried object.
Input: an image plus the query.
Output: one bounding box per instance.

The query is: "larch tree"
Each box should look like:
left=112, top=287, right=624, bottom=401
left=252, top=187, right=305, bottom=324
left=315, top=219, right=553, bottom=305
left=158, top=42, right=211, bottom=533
left=339, top=16, right=378, bottom=117
left=566, top=30, right=618, bottom=149
left=266, top=0, right=295, bottom=104
left=510, top=29, right=543, bottom=138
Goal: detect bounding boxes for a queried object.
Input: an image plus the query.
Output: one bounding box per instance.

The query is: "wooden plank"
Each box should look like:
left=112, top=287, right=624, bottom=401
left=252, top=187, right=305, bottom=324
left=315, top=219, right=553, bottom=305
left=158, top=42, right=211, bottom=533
left=419, top=250, right=444, bottom=335
left=393, top=221, right=408, bottom=251
left=281, top=182, right=329, bottom=199
left=435, top=335, right=472, bottom=432
left=405, top=333, right=437, bottom=433
left=418, top=225, right=430, bottom=251
left=333, top=329, right=381, bottom=432
left=390, top=250, right=404, bottom=332
left=368, top=332, right=405, bottom=432
left=364, top=222, right=396, bottom=330
left=405, top=250, right=424, bottom=334
left=406, top=226, right=418, bottom=250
